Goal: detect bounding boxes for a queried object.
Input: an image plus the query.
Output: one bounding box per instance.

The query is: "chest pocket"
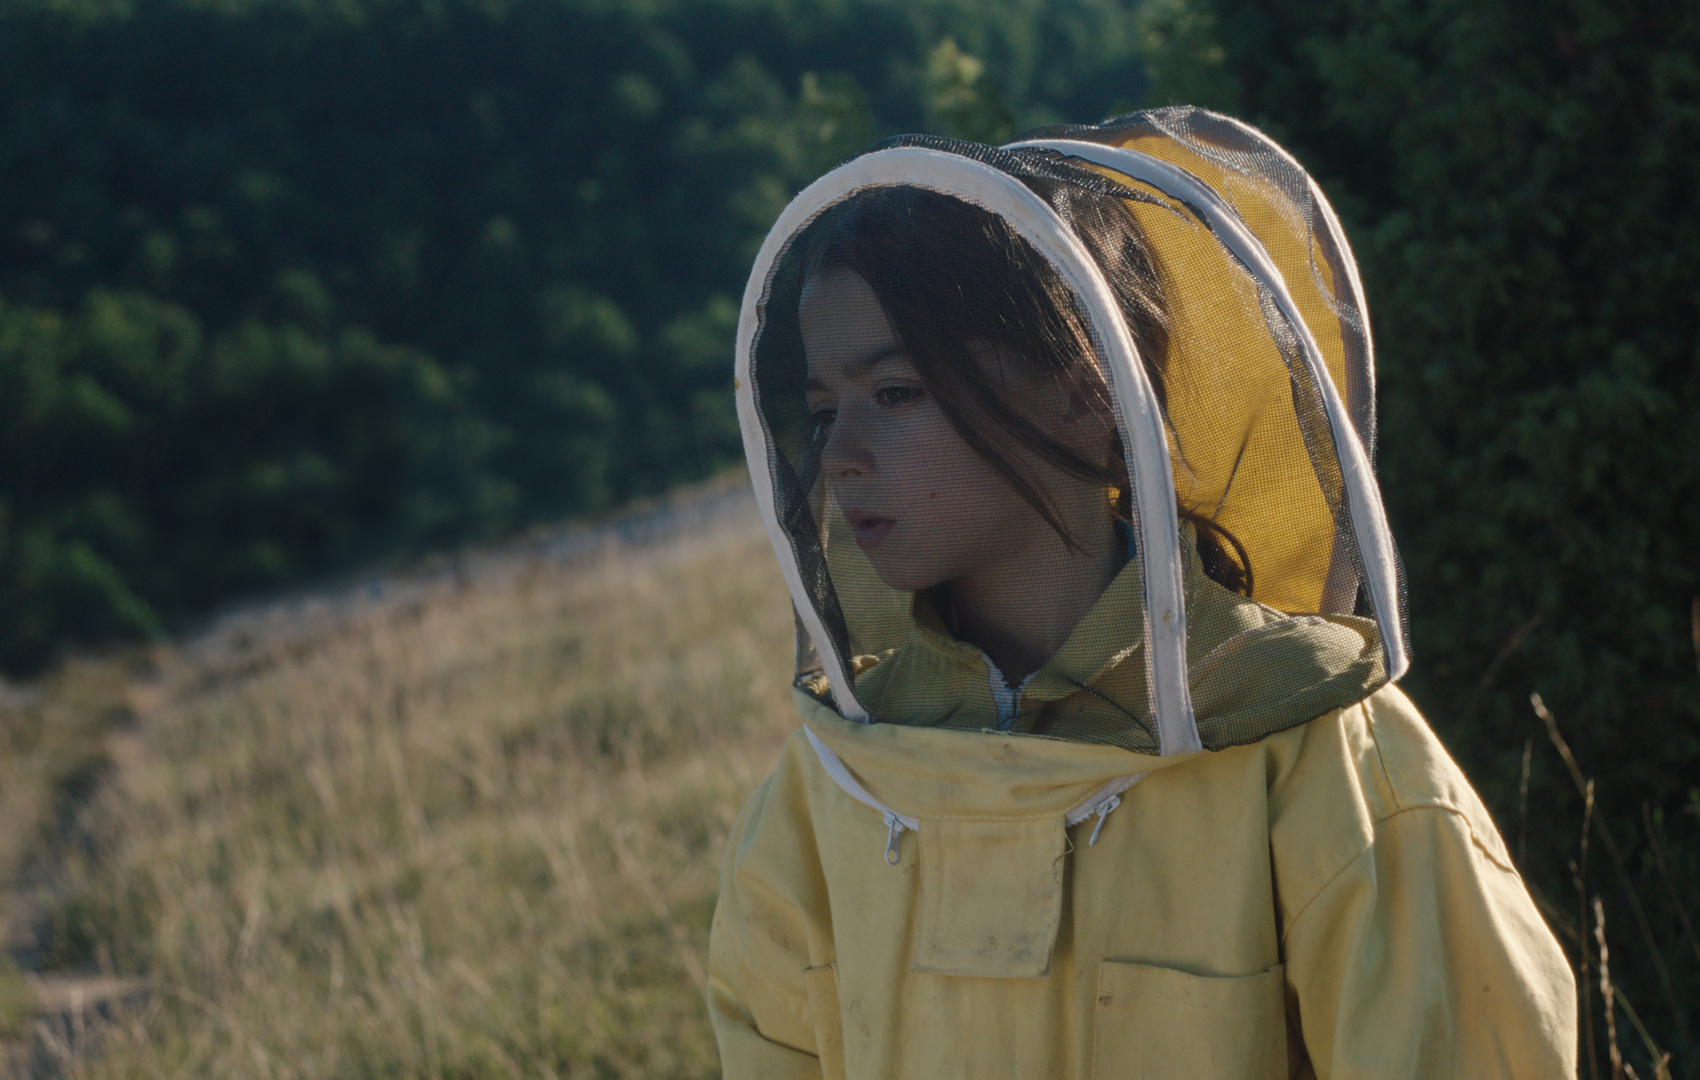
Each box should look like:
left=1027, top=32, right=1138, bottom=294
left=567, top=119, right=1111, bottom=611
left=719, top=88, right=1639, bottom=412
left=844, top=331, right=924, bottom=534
left=1092, top=960, right=1289, bottom=1080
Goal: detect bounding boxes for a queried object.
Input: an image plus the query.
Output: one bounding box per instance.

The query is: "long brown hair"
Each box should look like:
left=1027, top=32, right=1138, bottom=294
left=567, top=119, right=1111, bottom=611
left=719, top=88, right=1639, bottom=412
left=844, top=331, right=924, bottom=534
left=800, top=183, right=1252, bottom=597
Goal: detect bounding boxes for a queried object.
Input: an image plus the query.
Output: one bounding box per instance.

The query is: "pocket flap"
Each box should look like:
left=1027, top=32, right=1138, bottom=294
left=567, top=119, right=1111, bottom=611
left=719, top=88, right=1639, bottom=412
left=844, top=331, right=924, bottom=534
left=913, top=816, right=1066, bottom=979
left=1093, top=960, right=1288, bottom=1079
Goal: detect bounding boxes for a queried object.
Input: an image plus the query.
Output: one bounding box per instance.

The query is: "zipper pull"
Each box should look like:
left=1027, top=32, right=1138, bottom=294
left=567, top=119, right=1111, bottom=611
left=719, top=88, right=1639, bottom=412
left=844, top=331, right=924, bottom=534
left=1088, top=795, right=1122, bottom=846
left=882, top=811, right=908, bottom=865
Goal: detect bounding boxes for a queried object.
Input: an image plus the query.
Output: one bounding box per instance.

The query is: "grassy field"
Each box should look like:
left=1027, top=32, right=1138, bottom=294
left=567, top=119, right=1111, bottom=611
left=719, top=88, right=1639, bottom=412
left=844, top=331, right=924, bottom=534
left=1, top=474, right=1689, bottom=1078
left=0, top=476, right=798, bottom=1077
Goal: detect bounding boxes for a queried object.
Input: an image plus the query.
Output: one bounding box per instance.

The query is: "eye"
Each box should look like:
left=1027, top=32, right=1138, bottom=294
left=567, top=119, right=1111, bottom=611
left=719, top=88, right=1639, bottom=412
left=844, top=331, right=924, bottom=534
left=808, top=403, right=837, bottom=428
left=875, top=384, right=927, bottom=407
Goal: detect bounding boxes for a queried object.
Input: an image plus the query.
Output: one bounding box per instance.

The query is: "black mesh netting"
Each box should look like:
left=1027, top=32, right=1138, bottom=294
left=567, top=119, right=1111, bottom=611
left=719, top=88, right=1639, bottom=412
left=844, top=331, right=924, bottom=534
left=741, top=108, right=1404, bottom=751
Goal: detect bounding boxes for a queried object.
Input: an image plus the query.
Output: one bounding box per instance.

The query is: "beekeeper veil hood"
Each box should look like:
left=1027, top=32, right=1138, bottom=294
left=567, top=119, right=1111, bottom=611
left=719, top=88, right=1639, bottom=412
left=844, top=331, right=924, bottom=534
left=735, top=105, right=1408, bottom=756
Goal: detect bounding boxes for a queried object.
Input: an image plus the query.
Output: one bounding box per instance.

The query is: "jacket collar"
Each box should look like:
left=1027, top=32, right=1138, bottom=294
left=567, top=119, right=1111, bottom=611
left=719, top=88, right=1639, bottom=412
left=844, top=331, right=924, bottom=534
left=844, top=522, right=1389, bottom=752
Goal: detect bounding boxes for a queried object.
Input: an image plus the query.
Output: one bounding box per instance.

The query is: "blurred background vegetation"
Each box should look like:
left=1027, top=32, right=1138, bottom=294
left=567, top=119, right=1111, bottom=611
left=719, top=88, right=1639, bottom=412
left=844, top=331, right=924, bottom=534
left=0, top=0, right=1151, bottom=672
left=1, top=0, right=1696, bottom=1073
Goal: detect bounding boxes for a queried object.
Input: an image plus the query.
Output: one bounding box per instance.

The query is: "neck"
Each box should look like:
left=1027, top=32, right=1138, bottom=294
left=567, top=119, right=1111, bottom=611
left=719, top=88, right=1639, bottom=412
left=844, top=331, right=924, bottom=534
left=940, top=506, right=1124, bottom=688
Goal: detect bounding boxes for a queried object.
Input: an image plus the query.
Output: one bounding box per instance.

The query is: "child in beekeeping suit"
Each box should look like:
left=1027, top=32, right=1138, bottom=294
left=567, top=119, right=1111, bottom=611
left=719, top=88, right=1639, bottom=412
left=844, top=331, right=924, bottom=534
left=709, top=106, right=1577, bottom=1079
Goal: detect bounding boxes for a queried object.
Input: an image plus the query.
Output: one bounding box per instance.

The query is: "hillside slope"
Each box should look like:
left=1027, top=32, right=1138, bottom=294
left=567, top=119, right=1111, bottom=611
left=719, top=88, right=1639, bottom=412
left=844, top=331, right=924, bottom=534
left=2, top=474, right=796, bottom=1077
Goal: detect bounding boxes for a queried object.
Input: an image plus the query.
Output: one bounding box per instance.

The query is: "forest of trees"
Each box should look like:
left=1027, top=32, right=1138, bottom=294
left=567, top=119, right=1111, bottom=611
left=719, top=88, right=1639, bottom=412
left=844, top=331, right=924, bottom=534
left=2, top=0, right=1696, bottom=1070
left=0, top=0, right=1152, bottom=671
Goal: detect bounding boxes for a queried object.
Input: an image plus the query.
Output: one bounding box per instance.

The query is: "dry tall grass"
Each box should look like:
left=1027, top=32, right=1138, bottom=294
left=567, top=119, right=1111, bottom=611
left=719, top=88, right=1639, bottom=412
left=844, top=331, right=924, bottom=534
left=4, top=477, right=1690, bottom=1077
left=4, top=477, right=796, bottom=1077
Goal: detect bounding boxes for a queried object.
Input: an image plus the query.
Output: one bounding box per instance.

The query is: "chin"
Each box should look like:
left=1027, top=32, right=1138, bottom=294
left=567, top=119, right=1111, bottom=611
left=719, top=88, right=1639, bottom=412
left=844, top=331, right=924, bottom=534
left=870, top=571, right=931, bottom=594
left=866, top=558, right=944, bottom=595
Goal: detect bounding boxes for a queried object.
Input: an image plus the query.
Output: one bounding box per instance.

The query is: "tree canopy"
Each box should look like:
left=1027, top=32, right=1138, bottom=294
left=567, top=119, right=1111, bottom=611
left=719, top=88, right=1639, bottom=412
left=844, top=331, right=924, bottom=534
left=0, top=0, right=1146, bottom=669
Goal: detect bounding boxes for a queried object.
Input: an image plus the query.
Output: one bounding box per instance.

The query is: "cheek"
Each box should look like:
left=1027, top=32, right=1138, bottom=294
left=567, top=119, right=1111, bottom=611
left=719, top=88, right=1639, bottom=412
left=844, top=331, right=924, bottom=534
left=887, top=412, right=983, bottom=483
left=875, top=408, right=1026, bottom=524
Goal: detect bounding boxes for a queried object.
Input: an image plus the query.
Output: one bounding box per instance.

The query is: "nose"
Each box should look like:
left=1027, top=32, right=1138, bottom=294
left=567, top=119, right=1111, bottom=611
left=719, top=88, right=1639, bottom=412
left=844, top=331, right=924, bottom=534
left=819, top=406, right=875, bottom=480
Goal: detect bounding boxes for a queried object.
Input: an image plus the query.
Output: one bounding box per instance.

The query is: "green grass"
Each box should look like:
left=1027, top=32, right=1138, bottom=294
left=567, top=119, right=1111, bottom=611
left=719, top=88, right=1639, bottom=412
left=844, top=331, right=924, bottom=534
left=2, top=480, right=796, bottom=1077
left=0, top=958, right=38, bottom=1042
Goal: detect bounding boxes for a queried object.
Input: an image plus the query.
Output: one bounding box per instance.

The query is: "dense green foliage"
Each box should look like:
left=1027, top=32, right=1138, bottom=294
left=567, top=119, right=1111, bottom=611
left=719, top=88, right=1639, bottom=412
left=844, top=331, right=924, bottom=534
left=1142, top=0, right=1700, bottom=1070
left=0, top=0, right=1147, bottom=669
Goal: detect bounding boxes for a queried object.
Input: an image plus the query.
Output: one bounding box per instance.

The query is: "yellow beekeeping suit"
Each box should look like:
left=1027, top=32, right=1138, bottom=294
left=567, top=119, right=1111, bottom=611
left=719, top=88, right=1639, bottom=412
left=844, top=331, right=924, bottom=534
left=709, top=681, right=1575, bottom=1079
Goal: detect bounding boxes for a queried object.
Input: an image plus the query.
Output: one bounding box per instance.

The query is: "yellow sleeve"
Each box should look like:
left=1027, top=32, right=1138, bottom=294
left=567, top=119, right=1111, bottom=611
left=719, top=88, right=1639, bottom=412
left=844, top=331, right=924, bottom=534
left=707, top=768, right=829, bottom=1080
left=1283, top=750, right=1578, bottom=1077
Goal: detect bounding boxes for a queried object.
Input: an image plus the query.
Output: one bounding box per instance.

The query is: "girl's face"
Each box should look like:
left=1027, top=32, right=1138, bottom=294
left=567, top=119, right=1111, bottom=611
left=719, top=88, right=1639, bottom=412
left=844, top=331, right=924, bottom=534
left=800, top=269, right=1085, bottom=595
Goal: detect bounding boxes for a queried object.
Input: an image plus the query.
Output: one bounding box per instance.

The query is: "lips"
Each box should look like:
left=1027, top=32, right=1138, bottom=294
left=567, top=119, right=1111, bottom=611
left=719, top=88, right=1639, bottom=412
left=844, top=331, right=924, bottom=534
left=844, top=509, right=895, bottom=547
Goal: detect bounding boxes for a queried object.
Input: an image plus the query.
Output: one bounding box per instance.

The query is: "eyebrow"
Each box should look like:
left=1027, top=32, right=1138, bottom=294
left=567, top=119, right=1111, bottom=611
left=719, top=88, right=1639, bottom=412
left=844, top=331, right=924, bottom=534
left=805, top=344, right=910, bottom=391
